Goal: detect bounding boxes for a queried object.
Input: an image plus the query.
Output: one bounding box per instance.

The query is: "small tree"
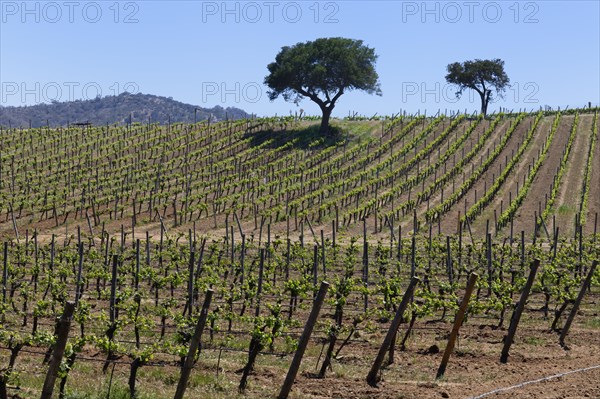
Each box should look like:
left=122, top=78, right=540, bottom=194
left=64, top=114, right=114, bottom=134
left=445, top=59, right=509, bottom=116
left=265, top=37, right=382, bottom=135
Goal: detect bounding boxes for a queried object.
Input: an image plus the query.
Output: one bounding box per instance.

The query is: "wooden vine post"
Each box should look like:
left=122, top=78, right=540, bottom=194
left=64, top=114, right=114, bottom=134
left=185, top=251, right=195, bottom=317
left=501, top=259, right=540, bottom=363
left=436, top=272, right=478, bottom=379
left=174, top=289, right=214, bottom=399
left=362, top=218, right=369, bottom=312
left=367, top=276, right=419, bottom=387
left=41, top=301, right=76, bottom=399
left=560, top=260, right=598, bottom=347
left=278, top=281, right=329, bottom=399
left=74, top=242, right=84, bottom=307
left=2, top=242, right=7, bottom=304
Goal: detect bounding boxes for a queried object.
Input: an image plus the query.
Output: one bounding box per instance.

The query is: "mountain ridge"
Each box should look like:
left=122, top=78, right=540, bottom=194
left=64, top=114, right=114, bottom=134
left=0, top=92, right=250, bottom=128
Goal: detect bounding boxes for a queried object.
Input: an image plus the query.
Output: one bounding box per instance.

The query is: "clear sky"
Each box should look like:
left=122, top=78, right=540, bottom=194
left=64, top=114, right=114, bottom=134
left=1, top=0, right=599, bottom=117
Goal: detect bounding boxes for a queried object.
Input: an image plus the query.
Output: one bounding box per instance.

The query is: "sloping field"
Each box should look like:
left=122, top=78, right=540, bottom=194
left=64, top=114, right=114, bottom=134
left=0, top=110, right=597, bottom=242
left=0, top=110, right=598, bottom=398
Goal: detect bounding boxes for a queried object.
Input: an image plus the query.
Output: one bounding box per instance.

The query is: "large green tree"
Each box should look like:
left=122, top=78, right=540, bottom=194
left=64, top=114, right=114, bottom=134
left=264, top=37, right=381, bottom=135
left=445, top=59, right=509, bottom=116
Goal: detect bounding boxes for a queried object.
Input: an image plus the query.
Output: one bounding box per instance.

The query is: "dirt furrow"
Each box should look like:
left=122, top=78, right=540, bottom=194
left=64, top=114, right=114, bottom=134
left=584, top=115, right=600, bottom=235
left=552, top=114, right=594, bottom=237
left=441, top=114, right=544, bottom=237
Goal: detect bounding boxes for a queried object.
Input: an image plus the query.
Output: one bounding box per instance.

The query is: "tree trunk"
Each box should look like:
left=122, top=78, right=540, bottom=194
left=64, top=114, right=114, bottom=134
left=480, top=89, right=491, bottom=117
left=319, top=106, right=333, bottom=135
left=479, top=91, right=488, bottom=116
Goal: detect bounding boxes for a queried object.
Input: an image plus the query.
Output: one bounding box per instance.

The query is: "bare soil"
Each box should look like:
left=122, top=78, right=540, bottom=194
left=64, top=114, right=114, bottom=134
left=504, top=115, right=574, bottom=237
left=438, top=115, right=539, bottom=237
left=584, top=119, right=600, bottom=236
left=553, top=114, right=594, bottom=237
left=4, top=293, right=598, bottom=399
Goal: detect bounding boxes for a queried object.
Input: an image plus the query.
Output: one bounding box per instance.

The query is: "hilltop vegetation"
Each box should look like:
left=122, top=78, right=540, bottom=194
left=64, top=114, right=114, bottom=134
left=0, top=92, right=249, bottom=128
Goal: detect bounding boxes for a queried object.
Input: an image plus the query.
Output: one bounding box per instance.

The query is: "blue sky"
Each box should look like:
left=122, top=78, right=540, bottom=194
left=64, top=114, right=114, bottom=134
left=1, top=1, right=599, bottom=117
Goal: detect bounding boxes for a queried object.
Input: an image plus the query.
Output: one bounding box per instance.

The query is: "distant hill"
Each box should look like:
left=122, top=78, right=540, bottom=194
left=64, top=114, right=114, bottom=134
left=0, top=92, right=250, bottom=128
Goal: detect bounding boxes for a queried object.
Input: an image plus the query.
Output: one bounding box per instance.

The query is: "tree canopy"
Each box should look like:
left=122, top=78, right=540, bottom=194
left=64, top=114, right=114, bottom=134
left=445, top=59, right=509, bottom=116
left=265, top=37, right=381, bottom=135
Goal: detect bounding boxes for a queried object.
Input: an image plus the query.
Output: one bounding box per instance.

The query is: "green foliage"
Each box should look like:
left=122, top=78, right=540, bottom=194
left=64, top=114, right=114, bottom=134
left=579, top=112, right=598, bottom=225
left=497, top=112, right=559, bottom=229
left=542, top=114, right=579, bottom=221
left=265, top=37, right=381, bottom=134
left=265, top=37, right=381, bottom=104
left=446, top=59, right=510, bottom=115
left=426, top=112, right=526, bottom=223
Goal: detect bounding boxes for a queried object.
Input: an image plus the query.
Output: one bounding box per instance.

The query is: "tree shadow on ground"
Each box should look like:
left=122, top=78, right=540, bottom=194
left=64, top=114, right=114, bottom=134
left=244, top=123, right=344, bottom=150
